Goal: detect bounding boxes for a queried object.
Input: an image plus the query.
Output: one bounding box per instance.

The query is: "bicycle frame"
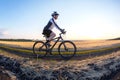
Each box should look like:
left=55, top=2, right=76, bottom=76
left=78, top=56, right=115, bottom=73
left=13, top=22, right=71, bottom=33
left=48, top=33, right=64, bottom=51
left=33, top=31, right=76, bottom=59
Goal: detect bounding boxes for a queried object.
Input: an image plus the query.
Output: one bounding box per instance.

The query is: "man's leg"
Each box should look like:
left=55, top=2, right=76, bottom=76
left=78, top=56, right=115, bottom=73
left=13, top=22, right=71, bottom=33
left=46, top=32, right=56, bottom=47
left=48, top=32, right=56, bottom=41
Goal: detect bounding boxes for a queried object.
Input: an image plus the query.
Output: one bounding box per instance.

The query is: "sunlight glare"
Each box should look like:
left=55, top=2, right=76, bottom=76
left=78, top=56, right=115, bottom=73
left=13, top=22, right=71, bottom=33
left=67, top=14, right=117, bottom=40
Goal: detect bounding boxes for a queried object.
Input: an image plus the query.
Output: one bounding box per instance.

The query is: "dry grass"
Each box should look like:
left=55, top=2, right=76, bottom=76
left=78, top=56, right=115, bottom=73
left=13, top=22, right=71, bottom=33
left=1, top=40, right=120, bottom=50
left=0, top=41, right=34, bottom=48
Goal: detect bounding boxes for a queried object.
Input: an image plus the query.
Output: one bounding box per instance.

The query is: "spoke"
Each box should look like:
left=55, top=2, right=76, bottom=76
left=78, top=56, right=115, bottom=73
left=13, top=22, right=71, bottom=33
left=33, top=41, right=47, bottom=58
left=58, top=41, right=76, bottom=59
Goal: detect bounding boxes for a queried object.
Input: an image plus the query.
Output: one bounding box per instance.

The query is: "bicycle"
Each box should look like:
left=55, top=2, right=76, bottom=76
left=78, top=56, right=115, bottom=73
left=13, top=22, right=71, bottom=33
left=33, top=30, right=77, bottom=60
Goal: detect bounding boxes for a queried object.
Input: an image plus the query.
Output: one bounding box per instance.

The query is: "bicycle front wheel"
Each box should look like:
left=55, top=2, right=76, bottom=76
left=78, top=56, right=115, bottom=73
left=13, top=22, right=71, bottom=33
left=58, top=41, right=76, bottom=59
left=33, top=41, right=47, bottom=58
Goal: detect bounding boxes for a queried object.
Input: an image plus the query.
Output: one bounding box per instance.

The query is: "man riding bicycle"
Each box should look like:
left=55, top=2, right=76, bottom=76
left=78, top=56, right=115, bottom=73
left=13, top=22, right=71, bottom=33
left=42, top=11, right=64, bottom=46
left=33, top=12, right=76, bottom=59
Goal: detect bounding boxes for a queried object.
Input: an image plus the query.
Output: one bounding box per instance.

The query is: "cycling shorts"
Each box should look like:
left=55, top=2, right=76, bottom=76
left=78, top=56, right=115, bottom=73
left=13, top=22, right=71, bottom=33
left=42, top=29, right=52, bottom=37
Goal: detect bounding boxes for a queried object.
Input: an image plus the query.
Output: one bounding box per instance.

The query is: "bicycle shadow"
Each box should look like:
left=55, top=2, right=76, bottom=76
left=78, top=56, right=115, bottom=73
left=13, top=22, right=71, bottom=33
left=32, top=47, right=120, bottom=61
left=1, top=47, right=120, bottom=61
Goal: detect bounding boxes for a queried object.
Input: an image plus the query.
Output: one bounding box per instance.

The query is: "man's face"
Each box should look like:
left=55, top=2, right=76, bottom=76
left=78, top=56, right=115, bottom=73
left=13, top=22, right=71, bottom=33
left=54, top=15, right=58, bottom=20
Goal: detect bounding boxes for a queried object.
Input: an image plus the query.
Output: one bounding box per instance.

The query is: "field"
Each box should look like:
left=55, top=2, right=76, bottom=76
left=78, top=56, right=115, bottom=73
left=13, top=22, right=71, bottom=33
left=1, top=40, right=120, bottom=79
left=0, top=40, right=120, bottom=57
left=1, top=40, right=120, bottom=50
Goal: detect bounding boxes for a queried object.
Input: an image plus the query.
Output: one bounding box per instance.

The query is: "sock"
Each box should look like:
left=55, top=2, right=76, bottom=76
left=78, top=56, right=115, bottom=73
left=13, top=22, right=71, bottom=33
left=46, top=40, right=50, bottom=43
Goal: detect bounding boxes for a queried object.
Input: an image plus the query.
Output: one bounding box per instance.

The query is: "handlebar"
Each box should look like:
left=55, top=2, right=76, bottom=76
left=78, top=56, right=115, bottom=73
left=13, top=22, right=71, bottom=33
left=59, top=29, right=66, bottom=36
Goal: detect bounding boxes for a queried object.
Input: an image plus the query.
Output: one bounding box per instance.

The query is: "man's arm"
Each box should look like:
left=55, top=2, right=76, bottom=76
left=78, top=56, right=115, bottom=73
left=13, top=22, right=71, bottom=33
left=52, top=18, right=62, bottom=31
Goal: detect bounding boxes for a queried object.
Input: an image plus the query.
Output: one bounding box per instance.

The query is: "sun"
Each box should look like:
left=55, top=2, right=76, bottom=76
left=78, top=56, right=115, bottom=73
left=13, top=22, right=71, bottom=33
left=65, top=14, right=117, bottom=40
left=88, top=32, right=104, bottom=40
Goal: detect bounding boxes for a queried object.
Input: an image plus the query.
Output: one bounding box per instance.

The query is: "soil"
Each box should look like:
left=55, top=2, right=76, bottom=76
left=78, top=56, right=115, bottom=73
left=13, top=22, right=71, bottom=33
left=1, top=40, right=120, bottom=80
left=1, top=49, right=120, bottom=80
left=0, top=66, right=17, bottom=80
left=111, top=71, right=120, bottom=80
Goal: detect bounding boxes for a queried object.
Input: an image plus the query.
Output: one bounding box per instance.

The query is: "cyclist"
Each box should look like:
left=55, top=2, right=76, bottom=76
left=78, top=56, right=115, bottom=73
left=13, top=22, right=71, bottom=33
left=42, top=11, right=64, bottom=46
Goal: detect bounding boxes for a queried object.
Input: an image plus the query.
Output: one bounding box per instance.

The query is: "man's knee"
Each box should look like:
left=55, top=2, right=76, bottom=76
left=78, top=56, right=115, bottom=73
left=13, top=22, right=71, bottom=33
left=51, top=32, right=56, bottom=37
left=53, top=33, right=56, bottom=37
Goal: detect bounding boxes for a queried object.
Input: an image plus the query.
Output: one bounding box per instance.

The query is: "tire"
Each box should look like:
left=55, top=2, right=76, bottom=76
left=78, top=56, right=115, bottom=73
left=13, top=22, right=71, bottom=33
left=33, top=41, right=47, bottom=58
left=58, top=41, right=76, bottom=60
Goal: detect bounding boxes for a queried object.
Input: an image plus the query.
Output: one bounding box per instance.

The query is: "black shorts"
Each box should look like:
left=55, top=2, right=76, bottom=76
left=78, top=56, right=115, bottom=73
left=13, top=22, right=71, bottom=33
left=42, top=29, right=52, bottom=37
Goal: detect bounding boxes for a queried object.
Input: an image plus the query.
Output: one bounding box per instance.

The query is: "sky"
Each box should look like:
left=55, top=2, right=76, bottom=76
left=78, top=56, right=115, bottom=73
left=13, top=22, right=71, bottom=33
left=0, top=0, right=120, bottom=40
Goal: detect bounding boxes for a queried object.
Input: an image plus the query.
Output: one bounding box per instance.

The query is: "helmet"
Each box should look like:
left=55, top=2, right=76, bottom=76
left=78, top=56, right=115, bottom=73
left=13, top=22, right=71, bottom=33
left=51, top=11, right=59, bottom=17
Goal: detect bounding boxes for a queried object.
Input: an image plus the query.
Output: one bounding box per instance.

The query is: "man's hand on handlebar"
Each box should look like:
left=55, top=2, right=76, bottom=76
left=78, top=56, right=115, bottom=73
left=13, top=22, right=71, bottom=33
left=61, top=29, right=66, bottom=34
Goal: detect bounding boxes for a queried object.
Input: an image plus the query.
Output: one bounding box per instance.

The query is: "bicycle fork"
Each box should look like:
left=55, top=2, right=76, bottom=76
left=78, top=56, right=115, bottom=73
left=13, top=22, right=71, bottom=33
left=60, top=38, right=68, bottom=51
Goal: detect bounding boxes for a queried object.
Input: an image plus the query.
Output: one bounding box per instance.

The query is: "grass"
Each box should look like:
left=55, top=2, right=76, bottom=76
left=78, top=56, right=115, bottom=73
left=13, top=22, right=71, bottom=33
left=0, top=49, right=3, bottom=53
left=0, top=39, right=33, bottom=42
left=0, top=45, right=120, bottom=56
left=77, top=46, right=120, bottom=54
left=1, top=40, right=120, bottom=57
left=0, top=46, right=33, bottom=54
left=1, top=40, right=120, bottom=50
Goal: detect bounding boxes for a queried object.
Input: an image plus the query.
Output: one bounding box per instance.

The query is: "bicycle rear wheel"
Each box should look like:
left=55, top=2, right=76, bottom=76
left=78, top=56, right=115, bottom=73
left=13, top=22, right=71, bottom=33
left=58, top=41, right=76, bottom=60
left=33, top=41, right=47, bottom=58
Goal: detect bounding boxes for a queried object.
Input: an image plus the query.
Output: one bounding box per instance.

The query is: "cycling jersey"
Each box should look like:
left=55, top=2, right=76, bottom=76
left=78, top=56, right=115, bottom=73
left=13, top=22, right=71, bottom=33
left=44, top=18, right=61, bottom=31
left=42, top=18, right=62, bottom=37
